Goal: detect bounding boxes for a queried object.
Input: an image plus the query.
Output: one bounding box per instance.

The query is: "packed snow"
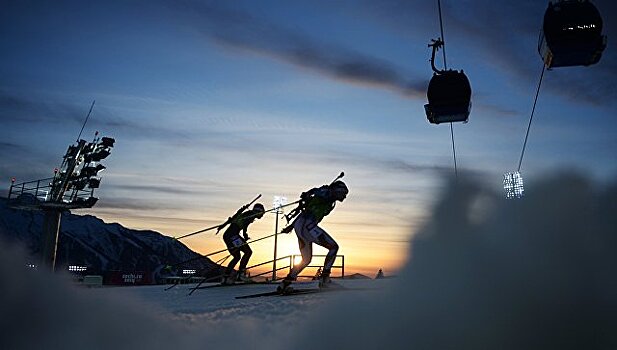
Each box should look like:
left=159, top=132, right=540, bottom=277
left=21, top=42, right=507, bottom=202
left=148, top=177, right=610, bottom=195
left=1, top=173, right=616, bottom=349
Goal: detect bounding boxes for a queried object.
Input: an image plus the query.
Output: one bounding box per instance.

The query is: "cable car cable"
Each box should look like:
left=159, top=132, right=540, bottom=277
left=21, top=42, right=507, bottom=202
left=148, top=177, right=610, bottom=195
left=437, top=0, right=447, bottom=70
left=517, top=65, right=546, bottom=172
left=436, top=0, right=458, bottom=178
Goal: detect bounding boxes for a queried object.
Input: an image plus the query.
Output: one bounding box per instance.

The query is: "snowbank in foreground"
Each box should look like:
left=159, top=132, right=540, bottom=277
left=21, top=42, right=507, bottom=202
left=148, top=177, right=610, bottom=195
left=1, top=172, right=616, bottom=349
left=297, top=172, right=617, bottom=349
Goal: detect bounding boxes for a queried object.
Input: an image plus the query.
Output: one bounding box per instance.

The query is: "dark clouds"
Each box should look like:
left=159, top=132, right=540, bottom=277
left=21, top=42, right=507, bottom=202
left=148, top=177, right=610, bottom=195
left=174, top=1, right=427, bottom=99
left=243, top=0, right=615, bottom=110
left=435, top=0, right=615, bottom=107
left=169, top=0, right=615, bottom=113
left=0, top=140, right=56, bottom=187
left=93, top=197, right=172, bottom=211
left=0, top=92, right=193, bottom=142
left=0, top=93, right=84, bottom=125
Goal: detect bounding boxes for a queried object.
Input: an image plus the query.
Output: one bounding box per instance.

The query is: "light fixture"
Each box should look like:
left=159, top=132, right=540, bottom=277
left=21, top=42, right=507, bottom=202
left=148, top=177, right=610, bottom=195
left=503, top=171, right=524, bottom=199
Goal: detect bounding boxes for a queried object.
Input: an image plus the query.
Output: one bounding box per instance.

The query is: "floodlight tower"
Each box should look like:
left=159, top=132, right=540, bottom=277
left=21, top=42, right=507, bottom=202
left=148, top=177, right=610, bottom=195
left=7, top=102, right=115, bottom=271
left=272, top=196, right=287, bottom=281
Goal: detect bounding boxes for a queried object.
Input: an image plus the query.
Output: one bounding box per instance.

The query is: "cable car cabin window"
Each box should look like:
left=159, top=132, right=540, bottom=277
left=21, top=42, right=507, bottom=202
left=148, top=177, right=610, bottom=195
left=538, top=0, right=607, bottom=68
left=425, top=70, right=471, bottom=124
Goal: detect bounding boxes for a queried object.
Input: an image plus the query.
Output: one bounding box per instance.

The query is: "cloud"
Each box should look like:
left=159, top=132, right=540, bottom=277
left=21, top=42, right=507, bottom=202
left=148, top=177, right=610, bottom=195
left=347, top=0, right=617, bottom=109
left=442, top=0, right=617, bottom=108
left=0, top=93, right=84, bottom=125
left=0, top=92, right=192, bottom=141
left=0, top=141, right=26, bottom=153
left=108, top=184, right=203, bottom=196
left=0, top=141, right=57, bottom=189
left=173, top=1, right=427, bottom=99
left=90, top=197, right=166, bottom=211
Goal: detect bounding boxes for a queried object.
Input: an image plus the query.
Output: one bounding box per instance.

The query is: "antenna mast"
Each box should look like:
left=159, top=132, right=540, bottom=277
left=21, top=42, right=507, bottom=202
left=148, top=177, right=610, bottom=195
left=77, top=100, right=96, bottom=142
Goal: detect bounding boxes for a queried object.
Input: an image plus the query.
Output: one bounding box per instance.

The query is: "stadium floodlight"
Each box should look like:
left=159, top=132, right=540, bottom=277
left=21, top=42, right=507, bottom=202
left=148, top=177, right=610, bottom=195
left=80, top=163, right=106, bottom=177
left=273, top=196, right=287, bottom=214
left=85, top=136, right=115, bottom=162
left=503, top=171, right=524, bottom=199
left=9, top=137, right=114, bottom=270
left=6, top=101, right=116, bottom=272
left=88, top=177, right=101, bottom=188
left=101, top=136, right=115, bottom=147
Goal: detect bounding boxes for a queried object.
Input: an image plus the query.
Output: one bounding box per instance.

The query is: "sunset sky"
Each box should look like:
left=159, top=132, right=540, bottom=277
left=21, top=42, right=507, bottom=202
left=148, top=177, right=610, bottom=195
left=1, top=0, right=615, bottom=276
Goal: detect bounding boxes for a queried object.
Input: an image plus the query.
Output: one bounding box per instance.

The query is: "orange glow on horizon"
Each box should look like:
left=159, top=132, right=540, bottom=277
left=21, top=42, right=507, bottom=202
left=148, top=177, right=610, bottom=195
left=86, top=203, right=415, bottom=278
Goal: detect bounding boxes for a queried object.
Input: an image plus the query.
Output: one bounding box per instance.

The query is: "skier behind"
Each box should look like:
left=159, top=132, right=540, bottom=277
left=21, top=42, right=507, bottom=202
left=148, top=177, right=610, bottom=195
left=217, top=202, right=266, bottom=284
left=278, top=180, right=349, bottom=292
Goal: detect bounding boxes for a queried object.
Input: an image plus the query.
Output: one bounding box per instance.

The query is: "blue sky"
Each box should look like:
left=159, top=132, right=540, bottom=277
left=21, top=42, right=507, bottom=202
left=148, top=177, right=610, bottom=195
left=1, top=0, right=615, bottom=274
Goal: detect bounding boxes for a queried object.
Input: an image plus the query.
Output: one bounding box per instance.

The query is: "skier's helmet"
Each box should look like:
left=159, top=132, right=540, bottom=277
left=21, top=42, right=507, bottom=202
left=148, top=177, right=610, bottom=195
left=253, top=203, right=265, bottom=218
left=330, top=181, right=349, bottom=201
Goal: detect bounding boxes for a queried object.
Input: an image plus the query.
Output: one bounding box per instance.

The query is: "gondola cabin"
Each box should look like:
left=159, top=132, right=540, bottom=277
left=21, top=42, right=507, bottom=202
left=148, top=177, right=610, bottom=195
left=538, top=0, right=607, bottom=68
left=424, top=70, right=472, bottom=124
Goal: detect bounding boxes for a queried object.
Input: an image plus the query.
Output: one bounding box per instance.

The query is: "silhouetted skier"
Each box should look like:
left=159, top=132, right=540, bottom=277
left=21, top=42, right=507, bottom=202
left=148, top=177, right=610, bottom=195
left=375, top=268, right=384, bottom=279
left=217, top=203, right=265, bottom=284
left=278, top=180, right=349, bottom=292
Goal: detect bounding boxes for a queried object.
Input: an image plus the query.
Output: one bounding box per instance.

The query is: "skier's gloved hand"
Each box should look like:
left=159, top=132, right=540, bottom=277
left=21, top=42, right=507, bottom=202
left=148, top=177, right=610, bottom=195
left=244, top=234, right=250, bottom=241
left=300, top=191, right=309, bottom=200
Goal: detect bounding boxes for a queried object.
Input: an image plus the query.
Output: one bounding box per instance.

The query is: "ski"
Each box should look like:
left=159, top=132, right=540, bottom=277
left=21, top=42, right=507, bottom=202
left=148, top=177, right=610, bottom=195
left=194, top=281, right=271, bottom=290
left=235, top=288, right=321, bottom=299
left=165, top=274, right=224, bottom=291
left=235, top=284, right=374, bottom=299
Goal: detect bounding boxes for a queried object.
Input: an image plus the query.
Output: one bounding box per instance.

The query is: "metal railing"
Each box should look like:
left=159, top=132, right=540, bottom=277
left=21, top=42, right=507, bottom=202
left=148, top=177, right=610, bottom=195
left=244, top=254, right=344, bottom=281
left=8, top=177, right=55, bottom=202
left=8, top=177, right=95, bottom=209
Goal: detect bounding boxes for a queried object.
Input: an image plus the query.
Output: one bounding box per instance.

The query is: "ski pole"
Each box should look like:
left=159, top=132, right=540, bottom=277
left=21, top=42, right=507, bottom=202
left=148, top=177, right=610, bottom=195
left=174, top=198, right=300, bottom=240
left=187, top=254, right=233, bottom=295
left=164, top=253, right=230, bottom=291
left=168, top=231, right=282, bottom=268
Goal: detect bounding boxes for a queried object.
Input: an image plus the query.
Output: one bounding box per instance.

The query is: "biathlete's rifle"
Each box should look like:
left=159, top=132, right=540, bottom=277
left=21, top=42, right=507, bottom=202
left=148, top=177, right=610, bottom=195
left=174, top=194, right=262, bottom=240
left=215, top=194, right=263, bottom=235
left=280, top=171, right=345, bottom=233
left=174, top=195, right=301, bottom=240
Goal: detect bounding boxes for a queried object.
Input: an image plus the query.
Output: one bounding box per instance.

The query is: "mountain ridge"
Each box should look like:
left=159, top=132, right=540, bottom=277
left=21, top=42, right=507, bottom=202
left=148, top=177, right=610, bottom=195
left=0, top=197, right=220, bottom=282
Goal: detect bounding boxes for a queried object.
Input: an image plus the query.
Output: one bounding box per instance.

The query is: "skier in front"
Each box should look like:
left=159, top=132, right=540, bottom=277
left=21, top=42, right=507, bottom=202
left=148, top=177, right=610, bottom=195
left=217, top=202, right=266, bottom=284
left=278, top=180, right=349, bottom=293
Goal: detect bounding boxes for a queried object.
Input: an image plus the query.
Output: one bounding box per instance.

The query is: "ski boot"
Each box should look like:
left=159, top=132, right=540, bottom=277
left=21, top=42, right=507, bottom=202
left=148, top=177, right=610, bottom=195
left=319, top=270, right=341, bottom=288
left=277, top=277, right=294, bottom=294
left=221, top=274, right=235, bottom=285
left=236, top=270, right=252, bottom=283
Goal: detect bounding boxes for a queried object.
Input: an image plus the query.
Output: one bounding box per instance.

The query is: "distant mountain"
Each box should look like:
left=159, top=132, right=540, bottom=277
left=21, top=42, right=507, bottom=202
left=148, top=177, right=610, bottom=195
left=0, top=197, right=220, bottom=282
left=339, top=273, right=371, bottom=280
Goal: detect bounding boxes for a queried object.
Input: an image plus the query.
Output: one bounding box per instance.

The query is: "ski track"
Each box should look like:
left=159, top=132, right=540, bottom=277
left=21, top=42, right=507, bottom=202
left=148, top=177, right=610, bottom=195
left=83, top=279, right=385, bottom=327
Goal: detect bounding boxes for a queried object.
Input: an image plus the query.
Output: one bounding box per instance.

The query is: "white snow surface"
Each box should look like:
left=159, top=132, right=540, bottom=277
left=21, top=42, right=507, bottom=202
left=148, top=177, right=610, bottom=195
left=1, top=172, right=616, bottom=349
